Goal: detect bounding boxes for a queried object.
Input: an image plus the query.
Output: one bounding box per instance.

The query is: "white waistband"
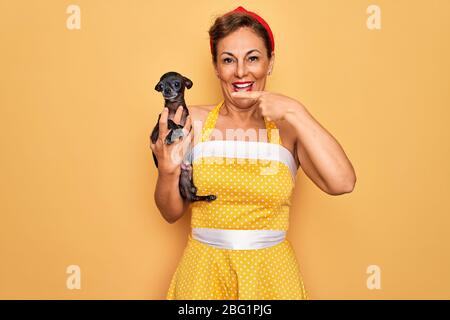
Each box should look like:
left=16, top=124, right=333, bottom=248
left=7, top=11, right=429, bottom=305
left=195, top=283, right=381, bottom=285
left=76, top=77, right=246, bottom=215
left=191, top=228, right=286, bottom=250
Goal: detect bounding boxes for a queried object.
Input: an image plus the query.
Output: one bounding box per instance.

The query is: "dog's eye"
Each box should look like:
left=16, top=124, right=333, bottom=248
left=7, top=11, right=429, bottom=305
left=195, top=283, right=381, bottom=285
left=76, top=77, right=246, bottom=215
left=174, top=82, right=180, bottom=87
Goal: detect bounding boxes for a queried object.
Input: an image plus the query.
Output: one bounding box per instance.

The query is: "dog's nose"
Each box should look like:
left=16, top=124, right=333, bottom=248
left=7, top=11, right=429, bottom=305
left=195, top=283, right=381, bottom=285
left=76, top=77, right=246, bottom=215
left=164, top=88, right=171, bottom=95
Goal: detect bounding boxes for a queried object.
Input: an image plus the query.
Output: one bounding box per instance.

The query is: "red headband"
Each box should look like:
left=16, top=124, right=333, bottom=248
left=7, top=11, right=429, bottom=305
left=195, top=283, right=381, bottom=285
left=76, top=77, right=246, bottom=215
left=209, top=6, right=275, bottom=54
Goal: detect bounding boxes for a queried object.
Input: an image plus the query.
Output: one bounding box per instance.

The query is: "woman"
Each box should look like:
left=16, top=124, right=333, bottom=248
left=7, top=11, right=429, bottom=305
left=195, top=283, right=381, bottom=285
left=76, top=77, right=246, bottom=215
left=151, top=6, right=356, bottom=300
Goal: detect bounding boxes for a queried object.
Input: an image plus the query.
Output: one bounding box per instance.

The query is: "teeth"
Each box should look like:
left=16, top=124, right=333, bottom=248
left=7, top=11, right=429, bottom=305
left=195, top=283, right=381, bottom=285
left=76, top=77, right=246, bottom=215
left=234, top=83, right=253, bottom=88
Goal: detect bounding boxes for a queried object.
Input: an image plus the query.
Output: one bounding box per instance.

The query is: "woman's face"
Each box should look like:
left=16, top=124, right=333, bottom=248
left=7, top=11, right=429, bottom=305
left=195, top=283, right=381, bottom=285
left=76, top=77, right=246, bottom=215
left=214, top=27, right=274, bottom=109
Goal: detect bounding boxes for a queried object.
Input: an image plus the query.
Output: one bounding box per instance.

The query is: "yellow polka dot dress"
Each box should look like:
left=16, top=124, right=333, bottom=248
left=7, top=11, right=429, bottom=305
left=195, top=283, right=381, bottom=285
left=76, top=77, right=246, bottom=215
left=166, top=100, right=308, bottom=300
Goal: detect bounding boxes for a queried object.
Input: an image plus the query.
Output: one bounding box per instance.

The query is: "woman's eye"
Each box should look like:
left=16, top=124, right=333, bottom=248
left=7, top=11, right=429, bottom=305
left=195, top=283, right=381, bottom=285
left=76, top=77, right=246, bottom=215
left=223, top=56, right=258, bottom=63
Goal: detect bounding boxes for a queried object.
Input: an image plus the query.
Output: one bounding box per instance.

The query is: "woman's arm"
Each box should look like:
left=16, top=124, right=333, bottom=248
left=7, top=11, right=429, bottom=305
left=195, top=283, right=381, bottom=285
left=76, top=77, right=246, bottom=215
left=151, top=105, right=193, bottom=223
left=230, top=89, right=356, bottom=195
left=154, top=170, right=189, bottom=224
left=285, top=102, right=357, bottom=195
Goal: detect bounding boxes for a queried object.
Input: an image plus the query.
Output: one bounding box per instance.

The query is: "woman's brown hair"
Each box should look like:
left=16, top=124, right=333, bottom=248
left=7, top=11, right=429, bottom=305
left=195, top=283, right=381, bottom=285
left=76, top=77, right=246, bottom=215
left=208, top=12, right=273, bottom=65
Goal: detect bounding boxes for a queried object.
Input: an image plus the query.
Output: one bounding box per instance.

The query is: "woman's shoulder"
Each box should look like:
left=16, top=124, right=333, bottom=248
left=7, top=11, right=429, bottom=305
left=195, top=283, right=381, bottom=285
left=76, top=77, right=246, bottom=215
left=187, top=104, right=215, bottom=112
left=186, top=104, right=215, bottom=122
left=186, top=105, right=215, bottom=147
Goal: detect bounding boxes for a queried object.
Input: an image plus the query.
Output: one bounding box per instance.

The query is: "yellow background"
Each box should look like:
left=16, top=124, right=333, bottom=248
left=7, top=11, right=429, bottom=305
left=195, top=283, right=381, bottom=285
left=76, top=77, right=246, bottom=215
left=1, top=0, right=449, bottom=299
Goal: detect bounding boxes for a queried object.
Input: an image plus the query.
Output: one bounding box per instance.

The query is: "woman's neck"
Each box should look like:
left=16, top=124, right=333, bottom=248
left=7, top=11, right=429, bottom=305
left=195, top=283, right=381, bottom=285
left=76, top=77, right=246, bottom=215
left=221, top=100, right=263, bottom=123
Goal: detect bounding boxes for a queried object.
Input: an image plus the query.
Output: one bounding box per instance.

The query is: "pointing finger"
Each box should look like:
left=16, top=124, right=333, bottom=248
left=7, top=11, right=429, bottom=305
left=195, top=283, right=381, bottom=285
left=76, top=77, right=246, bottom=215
left=231, top=90, right=264, bottom=99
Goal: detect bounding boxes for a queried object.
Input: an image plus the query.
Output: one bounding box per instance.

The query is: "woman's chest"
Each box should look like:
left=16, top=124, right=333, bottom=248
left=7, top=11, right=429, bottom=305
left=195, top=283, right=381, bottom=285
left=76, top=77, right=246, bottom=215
left=189, top=105, right=299, bottom=168
left=192, top=158, right=295, bottom=205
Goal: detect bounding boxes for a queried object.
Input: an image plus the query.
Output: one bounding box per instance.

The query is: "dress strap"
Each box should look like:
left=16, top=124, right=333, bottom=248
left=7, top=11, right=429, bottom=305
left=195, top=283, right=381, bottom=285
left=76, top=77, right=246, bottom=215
left=200, top=100, right=283, bottom=145
left=201, top=101, right=224, bottom=143
left=264, top=116, right=283, bottom=145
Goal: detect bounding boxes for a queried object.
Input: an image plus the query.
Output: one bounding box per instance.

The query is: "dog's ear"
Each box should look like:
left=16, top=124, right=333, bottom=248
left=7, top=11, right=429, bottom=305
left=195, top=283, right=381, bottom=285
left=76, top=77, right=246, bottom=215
left=154, top=81, right=163, bottom=92
left=183, top=77, right=193, bottom=89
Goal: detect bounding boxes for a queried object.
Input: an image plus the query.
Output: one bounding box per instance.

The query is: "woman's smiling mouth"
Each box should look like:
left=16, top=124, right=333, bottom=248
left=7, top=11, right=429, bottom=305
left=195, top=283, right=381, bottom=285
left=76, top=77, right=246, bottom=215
left=232, top=82, right=254, bottom=92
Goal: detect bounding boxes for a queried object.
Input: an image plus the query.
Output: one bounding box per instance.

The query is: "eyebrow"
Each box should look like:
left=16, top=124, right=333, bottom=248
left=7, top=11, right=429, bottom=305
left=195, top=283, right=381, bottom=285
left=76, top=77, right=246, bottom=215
left=220, top=49, right=261, bottom=57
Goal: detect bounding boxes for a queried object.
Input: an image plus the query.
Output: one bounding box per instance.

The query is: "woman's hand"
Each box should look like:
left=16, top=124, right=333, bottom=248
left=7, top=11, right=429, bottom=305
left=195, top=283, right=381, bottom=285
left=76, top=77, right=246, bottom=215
left=231, top=90, right=300, bottom=122
left=150, top=106, right=192, bottom=176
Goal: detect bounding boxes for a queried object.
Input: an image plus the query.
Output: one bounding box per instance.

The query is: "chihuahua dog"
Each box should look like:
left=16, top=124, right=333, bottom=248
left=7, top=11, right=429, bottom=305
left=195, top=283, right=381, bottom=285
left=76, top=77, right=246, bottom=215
left=151, top=71, right=216, bottom=202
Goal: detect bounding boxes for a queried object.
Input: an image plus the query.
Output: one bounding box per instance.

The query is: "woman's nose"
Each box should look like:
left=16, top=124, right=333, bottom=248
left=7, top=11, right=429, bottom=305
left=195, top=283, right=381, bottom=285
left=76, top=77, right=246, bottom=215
left=235, top=60, right=248, bottom=77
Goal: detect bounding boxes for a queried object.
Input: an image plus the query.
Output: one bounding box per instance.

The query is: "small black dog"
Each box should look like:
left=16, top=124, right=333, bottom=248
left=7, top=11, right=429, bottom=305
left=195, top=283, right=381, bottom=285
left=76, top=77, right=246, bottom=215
left=151, top=71, right=216, bottom=202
